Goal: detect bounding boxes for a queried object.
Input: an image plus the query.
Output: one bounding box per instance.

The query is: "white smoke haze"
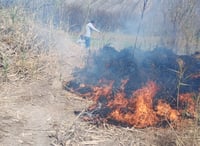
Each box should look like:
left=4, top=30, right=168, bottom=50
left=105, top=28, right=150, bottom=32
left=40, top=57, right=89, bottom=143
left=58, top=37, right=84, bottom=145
left=1, top=0, right=199, bottom=54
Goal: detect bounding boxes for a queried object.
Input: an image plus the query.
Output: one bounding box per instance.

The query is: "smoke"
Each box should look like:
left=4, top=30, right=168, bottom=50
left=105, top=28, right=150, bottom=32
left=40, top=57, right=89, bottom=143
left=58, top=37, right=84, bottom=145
left=0, top=0, right=165, bottom=36
left=2, top=0, right=199, bottom=53
left=122, top=0, right=165, bottom=48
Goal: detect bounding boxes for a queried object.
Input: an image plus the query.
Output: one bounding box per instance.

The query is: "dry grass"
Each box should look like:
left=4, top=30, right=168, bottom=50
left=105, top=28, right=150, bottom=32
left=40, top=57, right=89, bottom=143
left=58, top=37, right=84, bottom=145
left=0, top=8, right=65, bottom=83
left=92, top=32, right=161, bottom=51
left=90, top=31, right=199, bottom=55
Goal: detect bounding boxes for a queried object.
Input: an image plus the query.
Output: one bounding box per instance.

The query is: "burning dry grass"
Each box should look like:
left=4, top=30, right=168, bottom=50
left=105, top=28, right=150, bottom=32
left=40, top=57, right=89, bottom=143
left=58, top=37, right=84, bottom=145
left=50, top=95, right=200, bottom=146
left=63, top=46, right=200, bottom=145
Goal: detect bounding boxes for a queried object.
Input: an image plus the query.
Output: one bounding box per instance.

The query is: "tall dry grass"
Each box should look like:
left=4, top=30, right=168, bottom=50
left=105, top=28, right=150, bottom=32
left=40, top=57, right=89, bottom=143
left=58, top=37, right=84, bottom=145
left=0, top=7, right=59, bottom=83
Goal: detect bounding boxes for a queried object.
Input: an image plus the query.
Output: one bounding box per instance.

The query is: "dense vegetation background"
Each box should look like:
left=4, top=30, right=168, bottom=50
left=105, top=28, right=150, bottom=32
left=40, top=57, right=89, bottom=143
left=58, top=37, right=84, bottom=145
left=1, top=0, right=200, bottom=54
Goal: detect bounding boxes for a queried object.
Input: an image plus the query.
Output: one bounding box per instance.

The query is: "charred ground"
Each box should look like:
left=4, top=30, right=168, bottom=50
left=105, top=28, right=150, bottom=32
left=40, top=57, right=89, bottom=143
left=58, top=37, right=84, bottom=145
left=67, top=46, right=200, bottom=104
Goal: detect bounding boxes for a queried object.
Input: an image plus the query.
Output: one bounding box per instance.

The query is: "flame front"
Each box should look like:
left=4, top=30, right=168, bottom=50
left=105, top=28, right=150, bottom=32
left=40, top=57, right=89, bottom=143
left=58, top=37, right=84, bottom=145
left=108, top=81, right=159, bottom=128
left=75, top=80, right=196, bottom=128
left=156, top=100, right=180, bottom=121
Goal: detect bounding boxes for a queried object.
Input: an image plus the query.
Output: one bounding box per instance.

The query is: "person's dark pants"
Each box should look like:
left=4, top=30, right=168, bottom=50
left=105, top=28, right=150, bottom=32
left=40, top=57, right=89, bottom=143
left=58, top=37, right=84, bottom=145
left=84, top=36, right=90, bottom=49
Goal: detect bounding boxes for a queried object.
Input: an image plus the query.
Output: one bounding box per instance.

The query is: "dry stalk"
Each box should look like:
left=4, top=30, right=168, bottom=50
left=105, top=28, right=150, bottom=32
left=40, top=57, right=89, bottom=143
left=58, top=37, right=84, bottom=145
left=166, top=119, right=185, bottom=146
left=192, top=93, right=200, bottom=146
left=176, top=58, right=186, bottom=109
left=169, top=58, right=189, bottom=109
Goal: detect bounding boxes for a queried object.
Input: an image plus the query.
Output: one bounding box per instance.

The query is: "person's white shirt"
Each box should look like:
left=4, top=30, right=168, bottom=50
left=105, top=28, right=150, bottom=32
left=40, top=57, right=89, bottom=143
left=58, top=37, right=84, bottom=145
left=85, top=22, right=100, bottom=37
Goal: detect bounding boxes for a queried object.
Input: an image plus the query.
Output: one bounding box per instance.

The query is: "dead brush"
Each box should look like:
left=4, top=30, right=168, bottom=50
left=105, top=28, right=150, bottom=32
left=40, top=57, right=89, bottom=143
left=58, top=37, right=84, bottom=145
left=0, top=52, right=9, bottom=82
left=0, top=8, right=56, bottom=82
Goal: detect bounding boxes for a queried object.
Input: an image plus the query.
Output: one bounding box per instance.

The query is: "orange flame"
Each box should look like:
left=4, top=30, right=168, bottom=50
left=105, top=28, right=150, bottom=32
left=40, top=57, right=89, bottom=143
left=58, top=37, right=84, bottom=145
left=179, top=93, right=196, bottom=117
left=156, top=100, right=180, bottom=121
left=79, top=80, right=196, bottom=128
left=92, top=81, right=114, bottom=101
left=108, top=81, right=159, bottom=128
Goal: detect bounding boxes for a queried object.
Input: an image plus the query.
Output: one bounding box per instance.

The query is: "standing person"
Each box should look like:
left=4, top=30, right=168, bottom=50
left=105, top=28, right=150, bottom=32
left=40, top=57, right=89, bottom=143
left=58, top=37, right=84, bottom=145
left=84, top=20, right=100, bottom=49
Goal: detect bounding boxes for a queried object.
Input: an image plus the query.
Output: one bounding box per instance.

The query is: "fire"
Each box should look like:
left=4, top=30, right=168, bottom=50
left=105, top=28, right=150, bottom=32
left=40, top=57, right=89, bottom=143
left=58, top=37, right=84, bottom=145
left=156, top=100, right=180, bottom=121
left=179, top=93, right=196, bottom=117
left=108, top=81, right=159, bottom=128
left=92, top=81, right=114, bottom=101
left=129, top=81, right=158, bottom=127
left=66, top=46, right=199, bottom=128
left=76, top=80, right=196, bottom=128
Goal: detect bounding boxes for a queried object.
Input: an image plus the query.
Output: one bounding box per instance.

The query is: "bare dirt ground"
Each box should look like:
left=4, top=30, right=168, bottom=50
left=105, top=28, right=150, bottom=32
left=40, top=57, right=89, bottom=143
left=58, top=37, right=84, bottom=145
left=0, top=31, right=87, bottom=146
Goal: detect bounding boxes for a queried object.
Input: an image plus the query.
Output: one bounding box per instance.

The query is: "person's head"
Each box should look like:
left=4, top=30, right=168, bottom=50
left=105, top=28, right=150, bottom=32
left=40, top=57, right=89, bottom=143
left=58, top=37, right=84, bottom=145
left=90, top=20, right=95, bottom=24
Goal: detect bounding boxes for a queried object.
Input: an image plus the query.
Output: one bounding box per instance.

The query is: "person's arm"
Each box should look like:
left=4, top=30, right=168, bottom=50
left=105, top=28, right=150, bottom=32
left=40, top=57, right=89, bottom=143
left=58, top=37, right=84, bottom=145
left=88, top=23, right=100, bottom=33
